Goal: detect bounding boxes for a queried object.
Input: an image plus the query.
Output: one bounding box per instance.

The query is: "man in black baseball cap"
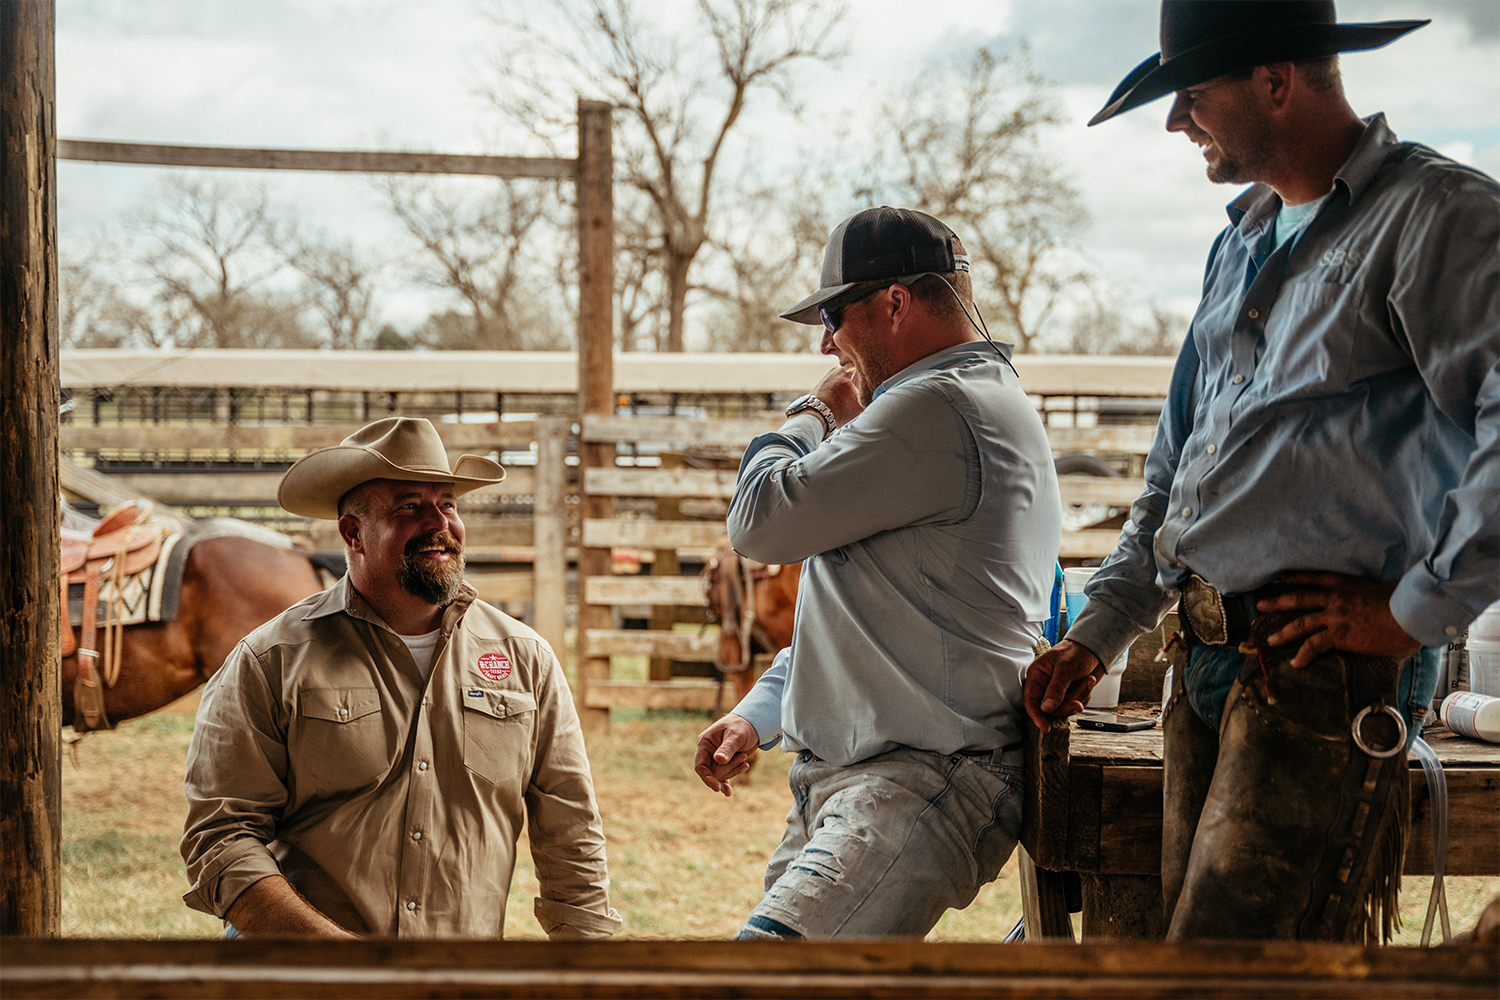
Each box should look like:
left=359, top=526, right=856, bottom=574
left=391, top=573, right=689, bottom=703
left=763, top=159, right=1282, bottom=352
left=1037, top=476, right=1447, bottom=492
left=694, top=207, right=1061, bottom=939
left=1028, top=1, right=1499, bottom=942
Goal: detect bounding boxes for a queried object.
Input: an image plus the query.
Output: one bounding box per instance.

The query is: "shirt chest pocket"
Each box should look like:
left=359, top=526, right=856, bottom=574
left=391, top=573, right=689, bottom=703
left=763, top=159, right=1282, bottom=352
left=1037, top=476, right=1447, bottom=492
left=297, top=687, right=387, bottom=791
left=461, top=689, right=536, bottom=786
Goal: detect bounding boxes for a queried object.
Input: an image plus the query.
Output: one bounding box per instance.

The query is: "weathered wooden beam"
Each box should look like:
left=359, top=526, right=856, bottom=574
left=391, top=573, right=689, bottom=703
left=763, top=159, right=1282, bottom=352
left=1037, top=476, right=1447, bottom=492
left=582, top=414, right=781, bottom=447
left=531, top=417, right=569, bottom=662
left=584, top=576, right=708, bottom=608
left=583, top=518, right=728, bottom=550
left=57, top=140, right=577, bottom=179
left=81, top=467, right=538, bottom=505
left=59, top=421, right=538, bottom=451
left=464, top=571, right=534, bottom=606
left=4, top=937, right=1493, bottom=999
left=576, top=99, right=615, bottom=736
left=1059, top=528, right=1126, bottom=560
left=581, top=679, right=722, bottom=711
left=1048, top=424, right=1157, bottom=455
left=585, top=628, right=718, bottom=661
left=0, top=0, right=61, bottom=937
left=584, top=466, right=740, bottom=500
left=1058, top=475, right=1145, bottom=507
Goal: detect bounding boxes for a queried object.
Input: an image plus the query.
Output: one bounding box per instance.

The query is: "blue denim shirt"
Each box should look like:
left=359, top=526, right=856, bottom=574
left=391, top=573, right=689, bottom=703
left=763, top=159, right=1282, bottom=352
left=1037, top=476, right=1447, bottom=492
left=1069, top=116, right=1500, bottom=710
left=728, top=343, right=1061, bottom=766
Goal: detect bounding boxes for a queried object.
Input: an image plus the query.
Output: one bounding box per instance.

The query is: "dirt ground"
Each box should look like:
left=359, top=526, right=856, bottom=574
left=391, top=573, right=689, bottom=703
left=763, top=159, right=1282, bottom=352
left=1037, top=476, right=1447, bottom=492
left=60, top=702, right=1494, bottom=944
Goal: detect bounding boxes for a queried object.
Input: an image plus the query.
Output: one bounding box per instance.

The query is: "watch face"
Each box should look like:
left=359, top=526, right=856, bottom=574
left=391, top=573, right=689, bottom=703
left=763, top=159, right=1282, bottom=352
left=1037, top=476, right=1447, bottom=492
left=787, top=394, right=812, bottom=414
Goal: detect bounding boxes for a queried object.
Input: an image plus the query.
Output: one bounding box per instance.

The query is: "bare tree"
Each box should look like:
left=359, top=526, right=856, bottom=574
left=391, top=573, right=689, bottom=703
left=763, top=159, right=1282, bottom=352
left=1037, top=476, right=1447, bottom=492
left=867, top=46, right=1088, bottom=353
left=290, top=235, right=380, bottom=350
left=1064, top=285, right=1186, bottom=356
left=488, top=0, right=845, bottom=351
left=378, top=175, right=567, bottom=350
left=130, top=175, right=310, bottom=349
left=699, top=175, right=830, bottom=352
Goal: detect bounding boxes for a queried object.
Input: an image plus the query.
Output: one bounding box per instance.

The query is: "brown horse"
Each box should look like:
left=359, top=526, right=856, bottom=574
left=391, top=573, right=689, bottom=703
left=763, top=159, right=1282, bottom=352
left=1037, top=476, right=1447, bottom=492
left=61, top=521, right=333, bottom=731
left=701, top=539, right=801, bottom=705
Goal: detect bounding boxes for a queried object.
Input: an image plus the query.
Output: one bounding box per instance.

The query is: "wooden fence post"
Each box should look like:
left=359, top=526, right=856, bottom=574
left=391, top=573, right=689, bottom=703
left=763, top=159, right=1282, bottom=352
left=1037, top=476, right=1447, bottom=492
left=575, top=98, right=614, bottom=736
left=532, top=416, right=569, bottom=673
left=1, top=0, right=62, bottom=937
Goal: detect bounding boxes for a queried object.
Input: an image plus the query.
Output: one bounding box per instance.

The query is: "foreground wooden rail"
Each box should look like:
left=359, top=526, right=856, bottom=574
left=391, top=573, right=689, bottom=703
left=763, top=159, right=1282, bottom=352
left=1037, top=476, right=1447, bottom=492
left=3, top=937, right=1493, bottom=999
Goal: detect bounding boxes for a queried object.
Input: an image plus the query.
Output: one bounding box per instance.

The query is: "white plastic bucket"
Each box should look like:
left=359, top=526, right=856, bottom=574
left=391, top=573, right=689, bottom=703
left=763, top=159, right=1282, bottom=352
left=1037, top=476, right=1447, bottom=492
left=1062, top=565, right=1128, bottom=707
left=1467, top=637, right=1500, bottom=698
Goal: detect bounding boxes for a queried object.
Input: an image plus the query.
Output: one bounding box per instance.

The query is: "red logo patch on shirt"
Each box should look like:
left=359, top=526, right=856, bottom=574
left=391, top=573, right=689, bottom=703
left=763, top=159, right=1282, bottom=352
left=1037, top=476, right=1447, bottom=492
left=477, top=652, right=512, bottom=681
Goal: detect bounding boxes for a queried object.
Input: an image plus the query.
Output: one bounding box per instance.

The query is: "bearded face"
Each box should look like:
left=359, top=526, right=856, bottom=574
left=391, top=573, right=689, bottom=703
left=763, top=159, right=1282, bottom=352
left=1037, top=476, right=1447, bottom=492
left=397, top=529, right=466, bottom=606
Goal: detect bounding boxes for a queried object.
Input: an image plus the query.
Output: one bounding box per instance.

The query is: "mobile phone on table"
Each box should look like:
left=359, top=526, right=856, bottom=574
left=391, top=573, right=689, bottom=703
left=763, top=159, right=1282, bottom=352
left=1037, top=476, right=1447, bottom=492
left=1076, top=712, right=1156, bottom=732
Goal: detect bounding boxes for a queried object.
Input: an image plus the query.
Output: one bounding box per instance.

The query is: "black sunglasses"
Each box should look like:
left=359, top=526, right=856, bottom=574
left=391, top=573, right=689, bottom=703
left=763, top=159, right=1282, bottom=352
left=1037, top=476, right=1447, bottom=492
left=819, top=283, right=889, bottom=334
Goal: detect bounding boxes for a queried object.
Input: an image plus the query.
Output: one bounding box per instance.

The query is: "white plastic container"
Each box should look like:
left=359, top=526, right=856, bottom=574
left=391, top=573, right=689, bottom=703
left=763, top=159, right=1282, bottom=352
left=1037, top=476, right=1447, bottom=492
left=1466, top=600, right=1500, bottom=697
left=1440, top=691, right=1500, bottom=743
left=1061, top=566, right=1129, bottom=708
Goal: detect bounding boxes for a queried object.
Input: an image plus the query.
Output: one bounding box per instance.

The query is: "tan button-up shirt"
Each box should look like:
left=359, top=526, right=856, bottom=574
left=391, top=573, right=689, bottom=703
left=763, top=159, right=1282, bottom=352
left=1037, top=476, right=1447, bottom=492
left=181, top=577, right=619, bottom=939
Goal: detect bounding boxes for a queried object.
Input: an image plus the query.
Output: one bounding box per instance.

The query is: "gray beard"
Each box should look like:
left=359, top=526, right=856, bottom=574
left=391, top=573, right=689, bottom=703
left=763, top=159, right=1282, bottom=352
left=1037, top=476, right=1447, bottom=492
left=397, top=549, right=466, bottom=606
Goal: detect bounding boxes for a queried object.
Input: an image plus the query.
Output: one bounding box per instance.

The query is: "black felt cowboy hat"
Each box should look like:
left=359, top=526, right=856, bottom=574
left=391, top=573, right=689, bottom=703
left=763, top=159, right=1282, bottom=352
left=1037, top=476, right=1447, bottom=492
left=1088, top=0, right=1428, bottom=126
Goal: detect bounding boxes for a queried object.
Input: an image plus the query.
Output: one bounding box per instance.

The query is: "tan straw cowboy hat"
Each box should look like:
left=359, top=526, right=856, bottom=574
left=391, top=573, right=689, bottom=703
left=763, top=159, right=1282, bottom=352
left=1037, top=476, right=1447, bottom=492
left=278, top=417, right=506, bottom=520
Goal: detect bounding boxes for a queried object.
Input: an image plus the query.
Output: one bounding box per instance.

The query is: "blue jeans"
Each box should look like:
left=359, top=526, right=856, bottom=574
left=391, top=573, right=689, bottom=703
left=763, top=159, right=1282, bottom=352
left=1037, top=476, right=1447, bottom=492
left=738, top=745, right=1023, bottom=939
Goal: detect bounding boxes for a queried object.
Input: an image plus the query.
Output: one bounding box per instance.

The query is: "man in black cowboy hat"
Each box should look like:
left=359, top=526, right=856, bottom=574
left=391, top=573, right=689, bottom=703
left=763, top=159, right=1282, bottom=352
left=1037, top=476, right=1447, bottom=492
left=1027, top=1, right=1498, bottom=941
left=182, top=418, right=621, bottom=939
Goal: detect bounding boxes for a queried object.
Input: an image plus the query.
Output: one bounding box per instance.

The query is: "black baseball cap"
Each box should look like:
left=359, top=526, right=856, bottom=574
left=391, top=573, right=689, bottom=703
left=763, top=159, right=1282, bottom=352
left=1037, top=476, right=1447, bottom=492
left=780, top=207, right=969, bottom=325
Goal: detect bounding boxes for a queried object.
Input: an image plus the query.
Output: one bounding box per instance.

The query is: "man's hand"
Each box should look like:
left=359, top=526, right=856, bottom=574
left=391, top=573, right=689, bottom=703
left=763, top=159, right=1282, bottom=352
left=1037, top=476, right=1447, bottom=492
left=1023, top=639, right=1104, bottom=733
left=1256, top=572, right=1421, bottom=668
left=224, top=874, right=357, bottom=938
left=694, top=713, right=760, bottom=797
left=810, top=364, right=864, bottom=428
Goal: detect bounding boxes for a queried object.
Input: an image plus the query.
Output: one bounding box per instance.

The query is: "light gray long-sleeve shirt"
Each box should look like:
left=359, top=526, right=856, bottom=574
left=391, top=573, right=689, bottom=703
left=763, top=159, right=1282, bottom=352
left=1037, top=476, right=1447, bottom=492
left=728, top=342, right=1061, bottom=765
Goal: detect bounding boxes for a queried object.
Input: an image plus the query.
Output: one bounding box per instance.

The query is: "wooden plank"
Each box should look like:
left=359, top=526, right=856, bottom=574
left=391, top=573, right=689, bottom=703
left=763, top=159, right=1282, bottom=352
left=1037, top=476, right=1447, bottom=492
left=581, top=679, right=722, bottom=711
left=7, top=937, right=1493, bottom=999
left=585, top=629, right=718, bottom=661
left=531, top=417, right=568, bottom=661
left=57, top=140, right=577, bottom=179
left=583, top=518, right=727, bottom=550
left=79, top=468, right=537, bottom=505
left=1047, top=425, right=1157, bottom=455
left=584, top=576, right=708, bottom=607
left=576, top=99, right=615, bottom=738
left=1019, top=848, right=1075, bottom=942
left=464, top=572, right=534, bottom=605
left=57, top=455, right=188, bottom=528
left=1096, top=767, right=1168, bottom=875
left=1022, top=718, right=1074, bottom=873
left=582, top=414, right=781, bottom=447
left=1059, top=528, right=1125, bottom=560
left=1058, top=475, right=1145, bottom=507
left=1, top=0, right=62, bottom=936
left=584, top=466, right=739, bottom=499
left=59, top=421, right=537, bottom=451
left=1408, top=768, right=1500, bottom=876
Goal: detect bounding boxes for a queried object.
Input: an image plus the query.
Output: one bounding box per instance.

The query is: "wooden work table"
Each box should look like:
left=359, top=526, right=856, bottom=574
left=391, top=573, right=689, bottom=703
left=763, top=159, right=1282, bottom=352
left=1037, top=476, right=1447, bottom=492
left=1019, top=630, right=1500, bottom=940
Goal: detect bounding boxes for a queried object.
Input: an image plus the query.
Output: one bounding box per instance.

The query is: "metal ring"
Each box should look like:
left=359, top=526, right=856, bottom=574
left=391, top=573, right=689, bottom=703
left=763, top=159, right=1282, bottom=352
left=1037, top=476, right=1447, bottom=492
left=1351, top=704, right=1407, bottom=759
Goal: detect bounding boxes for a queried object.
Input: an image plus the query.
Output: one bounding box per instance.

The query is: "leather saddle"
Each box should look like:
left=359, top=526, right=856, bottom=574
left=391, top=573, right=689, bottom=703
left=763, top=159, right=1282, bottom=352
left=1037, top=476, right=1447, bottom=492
left=59, top=501, right=168, bottom=731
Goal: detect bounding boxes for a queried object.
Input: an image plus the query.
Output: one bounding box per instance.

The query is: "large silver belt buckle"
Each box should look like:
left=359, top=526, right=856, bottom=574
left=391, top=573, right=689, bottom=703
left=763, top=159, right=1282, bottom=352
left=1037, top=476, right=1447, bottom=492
left=1182, top=574, right=1229, bottom=646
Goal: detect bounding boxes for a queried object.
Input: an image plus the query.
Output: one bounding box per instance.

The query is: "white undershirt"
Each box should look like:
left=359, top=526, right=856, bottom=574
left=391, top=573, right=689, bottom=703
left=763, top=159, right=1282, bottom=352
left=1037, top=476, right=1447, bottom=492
left=399, top=628, right=443, bottom=681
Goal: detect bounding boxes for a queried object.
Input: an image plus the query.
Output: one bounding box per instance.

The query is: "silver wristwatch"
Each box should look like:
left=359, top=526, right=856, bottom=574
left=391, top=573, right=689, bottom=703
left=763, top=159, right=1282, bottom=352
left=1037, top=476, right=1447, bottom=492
left=785, top=393, right=837, bottom=439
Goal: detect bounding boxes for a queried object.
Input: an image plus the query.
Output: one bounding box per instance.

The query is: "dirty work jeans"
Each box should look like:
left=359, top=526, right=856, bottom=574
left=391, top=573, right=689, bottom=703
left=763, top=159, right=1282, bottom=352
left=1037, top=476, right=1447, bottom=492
left=738, top=745, right=1024, bottom=939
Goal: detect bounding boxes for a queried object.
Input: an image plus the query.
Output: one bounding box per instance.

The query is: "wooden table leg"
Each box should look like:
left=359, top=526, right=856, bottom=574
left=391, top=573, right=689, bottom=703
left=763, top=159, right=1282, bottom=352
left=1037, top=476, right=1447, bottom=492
left=1080, top=872, right=1166, bottom=939
left=1019, top=846, right=1075, bottom=941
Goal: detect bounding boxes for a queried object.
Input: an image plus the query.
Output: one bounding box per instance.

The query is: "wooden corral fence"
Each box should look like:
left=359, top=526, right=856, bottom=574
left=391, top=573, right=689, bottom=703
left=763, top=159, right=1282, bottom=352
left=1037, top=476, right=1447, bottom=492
left=60, top=350, right=1173, bottom=732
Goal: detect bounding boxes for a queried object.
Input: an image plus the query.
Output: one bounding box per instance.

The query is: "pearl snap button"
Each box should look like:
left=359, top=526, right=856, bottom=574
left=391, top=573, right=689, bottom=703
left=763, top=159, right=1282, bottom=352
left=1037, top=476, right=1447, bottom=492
left=418, top=761, right=429, bottom=771
left=1232, top=374, right=1245, bottom=385
left=338, top=708, right=348, bottom=716
left=412, top=831, right=422, bottom=841
left=1206, top=444, right=1217, bottom=454
left=406, top=901, right=416, bottom=911
left=1181, top=507, right=1193, bottom=517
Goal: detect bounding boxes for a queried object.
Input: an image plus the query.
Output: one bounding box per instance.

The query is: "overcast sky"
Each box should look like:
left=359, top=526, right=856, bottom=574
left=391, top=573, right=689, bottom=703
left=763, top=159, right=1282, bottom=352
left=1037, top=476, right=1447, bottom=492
left=55, top=0, right=1500, bottom=347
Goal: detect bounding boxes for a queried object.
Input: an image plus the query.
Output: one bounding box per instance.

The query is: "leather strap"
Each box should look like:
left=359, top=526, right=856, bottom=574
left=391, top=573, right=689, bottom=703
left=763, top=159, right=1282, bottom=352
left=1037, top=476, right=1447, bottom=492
left=76, top=564, right=107, bottom=731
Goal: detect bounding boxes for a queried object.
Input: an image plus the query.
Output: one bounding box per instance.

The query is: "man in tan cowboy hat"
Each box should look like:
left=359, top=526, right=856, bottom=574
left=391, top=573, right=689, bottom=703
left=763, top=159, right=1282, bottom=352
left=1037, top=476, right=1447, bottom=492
left=181, top=417, right=621, bottom=939
left=1027, top=1, right=1498, bottom=941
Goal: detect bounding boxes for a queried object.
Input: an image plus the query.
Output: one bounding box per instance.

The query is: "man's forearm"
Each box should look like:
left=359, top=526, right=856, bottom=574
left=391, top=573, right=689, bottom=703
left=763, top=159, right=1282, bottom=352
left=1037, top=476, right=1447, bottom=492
left=224, top=874, right=355, bottom=938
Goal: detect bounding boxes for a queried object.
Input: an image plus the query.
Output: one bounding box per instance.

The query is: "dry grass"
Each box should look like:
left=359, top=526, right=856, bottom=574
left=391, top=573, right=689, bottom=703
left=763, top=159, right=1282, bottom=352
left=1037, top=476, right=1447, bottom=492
left=62, top=703, right=1495, bottom=945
